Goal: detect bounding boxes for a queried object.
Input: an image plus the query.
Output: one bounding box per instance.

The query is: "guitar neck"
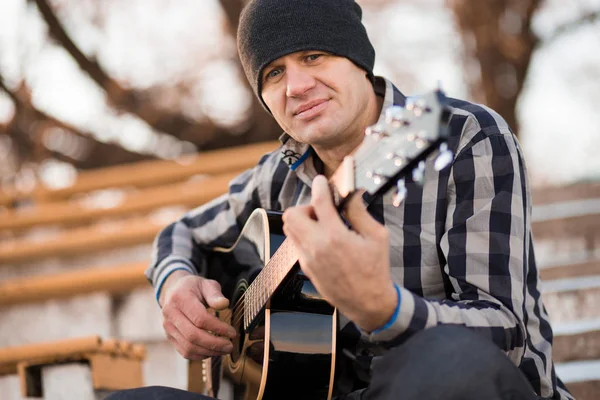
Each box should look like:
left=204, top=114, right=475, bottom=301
left=243, top=238, right=298, bottom=330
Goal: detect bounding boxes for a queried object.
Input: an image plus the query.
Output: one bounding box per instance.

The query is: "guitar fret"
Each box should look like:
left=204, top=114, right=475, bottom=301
left=244, top=236, right=300, bottom=330
left=244, top=296, right=248, bottom=328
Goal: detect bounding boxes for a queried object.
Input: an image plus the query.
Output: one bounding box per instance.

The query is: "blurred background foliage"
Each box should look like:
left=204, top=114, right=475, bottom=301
left=0, top=0, right=599, bottom=197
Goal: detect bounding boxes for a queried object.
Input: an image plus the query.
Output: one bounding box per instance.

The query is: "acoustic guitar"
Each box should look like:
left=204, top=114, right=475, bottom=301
left=199, top=90, right=452, bottom=400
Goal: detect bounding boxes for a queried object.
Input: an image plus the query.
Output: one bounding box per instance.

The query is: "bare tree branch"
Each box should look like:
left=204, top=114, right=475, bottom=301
left=0, top=72, right=153, bottom=170
left=32, top=0, right=281, bottom=152
left=31, top=0, right=229, bottom=142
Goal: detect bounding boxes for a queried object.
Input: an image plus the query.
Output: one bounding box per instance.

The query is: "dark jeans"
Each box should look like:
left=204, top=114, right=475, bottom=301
left=106, top=325, right=539, bottom=400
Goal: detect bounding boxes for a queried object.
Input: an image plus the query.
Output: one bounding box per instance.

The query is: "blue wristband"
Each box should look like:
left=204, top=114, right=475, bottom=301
left=155, top=267, right=193, bottom=303
left=372, top=283, right=402, bottom=334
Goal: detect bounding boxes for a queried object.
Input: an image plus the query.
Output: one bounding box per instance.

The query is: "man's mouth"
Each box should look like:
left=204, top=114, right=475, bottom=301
left=293, top=99, right=330, bottom=120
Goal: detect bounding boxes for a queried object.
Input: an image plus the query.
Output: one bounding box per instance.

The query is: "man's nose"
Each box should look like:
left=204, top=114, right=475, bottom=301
left=286, top=67, right=316, bottom=98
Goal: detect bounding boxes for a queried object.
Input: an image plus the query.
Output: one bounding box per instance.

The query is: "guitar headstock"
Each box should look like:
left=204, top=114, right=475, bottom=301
left=331, top=89, right=452, bottom=207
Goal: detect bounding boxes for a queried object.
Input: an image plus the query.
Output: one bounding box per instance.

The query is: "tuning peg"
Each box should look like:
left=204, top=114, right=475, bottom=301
left=366, top=170, right=386, bottom=185
left=365, top=123, right=388, bottom=140
left=386, top=151, right=406, bottom=167
left=393, top=179, right=407, bottom=207
left=385, top=106, right=409, bottom=128
left=434, top=142, right=454, bottom=171
left=405, top=98, right=430, bottom=117
left=412, top=161, right=426, bottom=186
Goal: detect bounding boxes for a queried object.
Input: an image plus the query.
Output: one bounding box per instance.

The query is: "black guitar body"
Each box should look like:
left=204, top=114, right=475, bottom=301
left=204, top=209, right=337, bottom=400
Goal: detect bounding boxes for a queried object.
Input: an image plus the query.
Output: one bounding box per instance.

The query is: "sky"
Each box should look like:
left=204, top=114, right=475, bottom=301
left=0, top=0, right=599, bottom=189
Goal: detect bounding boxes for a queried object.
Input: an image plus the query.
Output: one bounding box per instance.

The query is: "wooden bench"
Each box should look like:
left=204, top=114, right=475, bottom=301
left=1, top=186, right=598, bottom=266
left=0, top=336, right=145, bottom=398
left=0, top=261, right=148, bottom=306
left=0, top=171, right=239, bottom=233
left=1, top=165, right=599, bottom=399
left=0, top=141, right=278, bottom=210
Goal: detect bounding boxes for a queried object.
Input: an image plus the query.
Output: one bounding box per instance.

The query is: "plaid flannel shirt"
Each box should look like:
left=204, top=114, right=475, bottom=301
left=147, top=77, right=572, bottom=400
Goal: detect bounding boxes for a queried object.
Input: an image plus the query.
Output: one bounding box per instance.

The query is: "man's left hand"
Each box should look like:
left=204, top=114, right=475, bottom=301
left=282, top=175, right=398, bottom=333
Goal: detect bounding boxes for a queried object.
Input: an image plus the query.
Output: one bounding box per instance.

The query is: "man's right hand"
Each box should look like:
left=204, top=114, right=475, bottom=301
left=159, top=270, right=237, bottom=360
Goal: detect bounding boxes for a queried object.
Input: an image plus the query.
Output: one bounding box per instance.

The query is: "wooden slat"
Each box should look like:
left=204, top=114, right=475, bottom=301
left=5, top=211, right=589, bottom=266
left=541, top=260, right=600, bottom=281
left=0, top=218, right=163, bottom=265
left=554, top=330, right=600, bottom=363
left=0, top=262, right=148, bottom=306
left=532, top=182, right=600, bottom=205
left=0, top=171, right=239, bottom=232
left=544, top=286, right=600, bottom=323
left=33, top=141, right=278, bottom=203
left=532, top=213, right=600, bottom=241
left=0, top=337, right=146, bottom=372
left=0, top=336, right=102, bottom=366
left=567, top=380, right=600, bottom=400
left=0, top=168, right=241, bottom=264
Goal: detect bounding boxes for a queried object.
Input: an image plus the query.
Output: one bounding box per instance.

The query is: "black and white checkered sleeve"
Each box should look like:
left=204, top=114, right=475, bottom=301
left=367, top=116, right=529, bottom=365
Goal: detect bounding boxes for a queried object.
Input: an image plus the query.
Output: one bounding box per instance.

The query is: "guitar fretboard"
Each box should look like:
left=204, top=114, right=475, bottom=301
left=243, top=238, right=298, bottom=330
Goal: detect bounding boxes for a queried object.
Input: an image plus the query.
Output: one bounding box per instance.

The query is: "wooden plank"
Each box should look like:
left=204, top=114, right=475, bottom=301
left=544, top=286, right=600, bottom=324
left=0, top=337, right=101, bottom=366
left=0, top=337, right=145, bottom=379
left=540, top=260, right=600, bottom=281
left=0, top=262, right=148, bottom=306
left=0, top=171, right=238, bottom=232
left=33, top=141, right=278, bottom=203
left=0, top=169, right=240, bottom=264
left=532, top=212, right=600, bottom=241
left=532, top=182, right=600, bottom=205
left=0, top=217, right=163, bottom=265
left=567, top=380, right=600, bottom=400
left=554, top=330, right=600, bottom=363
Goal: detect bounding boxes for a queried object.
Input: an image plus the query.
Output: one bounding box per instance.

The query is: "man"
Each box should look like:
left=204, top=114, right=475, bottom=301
left=110, top=0, right=573, bottom=399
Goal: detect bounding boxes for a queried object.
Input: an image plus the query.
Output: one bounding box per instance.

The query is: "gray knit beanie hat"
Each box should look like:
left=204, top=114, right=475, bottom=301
left=237, top=0, right=376, bottom=112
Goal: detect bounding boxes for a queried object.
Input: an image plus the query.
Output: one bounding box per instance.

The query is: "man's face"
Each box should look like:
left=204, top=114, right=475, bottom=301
left=261, top=51, right=374, bottom=150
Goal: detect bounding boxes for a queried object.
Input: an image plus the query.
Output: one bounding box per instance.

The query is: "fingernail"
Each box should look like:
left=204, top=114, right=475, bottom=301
left=212, top=296, right=227, bottom=305
left=314, top=175, right=327, bottom=186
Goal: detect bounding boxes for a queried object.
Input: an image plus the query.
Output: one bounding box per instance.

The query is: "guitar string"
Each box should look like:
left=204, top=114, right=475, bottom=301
left=229, top=249, right=290, bottom=328
left=228, top=241, right=297, bottom=328
left=225, top=249, right=281, bottom=327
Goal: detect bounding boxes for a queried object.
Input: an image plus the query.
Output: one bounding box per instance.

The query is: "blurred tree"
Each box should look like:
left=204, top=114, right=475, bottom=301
left=1, top=0, right=598, bottom=194
left=0, top=0, right=281, bottom=188
left=450, top=0, right=600, bottom=135
left=0, top=72, right=149, bottom=170
left=31, top=0, right=280, bottom=152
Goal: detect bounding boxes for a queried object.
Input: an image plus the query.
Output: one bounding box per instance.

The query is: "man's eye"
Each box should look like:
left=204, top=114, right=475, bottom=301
left=266, top=68, right=282, bottom=80
left=306, top=54, right=322, bottom=62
